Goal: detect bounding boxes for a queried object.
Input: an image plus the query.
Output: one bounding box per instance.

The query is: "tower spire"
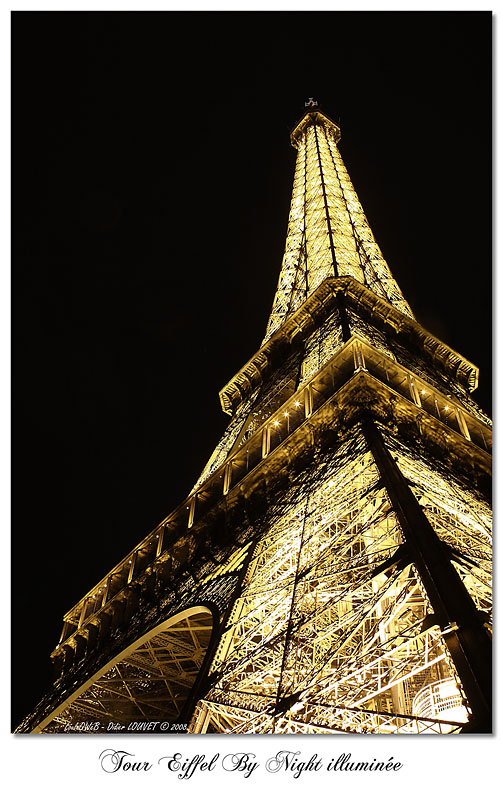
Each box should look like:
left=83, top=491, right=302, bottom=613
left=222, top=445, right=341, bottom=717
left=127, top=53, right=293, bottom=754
left=263, top=104, right=413, bottom=342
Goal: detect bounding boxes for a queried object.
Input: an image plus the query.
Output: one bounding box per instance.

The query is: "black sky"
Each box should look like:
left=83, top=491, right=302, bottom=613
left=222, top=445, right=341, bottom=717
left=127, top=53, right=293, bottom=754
left=11, top=10, right=492, bottom=729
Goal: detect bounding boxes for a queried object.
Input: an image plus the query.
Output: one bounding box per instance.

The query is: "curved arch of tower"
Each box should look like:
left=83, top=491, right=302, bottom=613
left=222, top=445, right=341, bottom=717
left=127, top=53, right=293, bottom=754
left=17, top=103, right=492, bottom=735
left=33, top=608, right=214, bottom=734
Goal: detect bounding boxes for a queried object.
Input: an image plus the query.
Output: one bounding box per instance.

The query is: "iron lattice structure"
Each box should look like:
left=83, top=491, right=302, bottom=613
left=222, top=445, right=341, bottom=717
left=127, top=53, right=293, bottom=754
left=18, top=104, right=492, bottom=735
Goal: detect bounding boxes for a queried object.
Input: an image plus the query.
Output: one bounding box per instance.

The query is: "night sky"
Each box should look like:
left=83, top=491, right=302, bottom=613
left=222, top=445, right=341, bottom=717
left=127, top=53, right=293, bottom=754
left=11, top=11, right=492, bottom=730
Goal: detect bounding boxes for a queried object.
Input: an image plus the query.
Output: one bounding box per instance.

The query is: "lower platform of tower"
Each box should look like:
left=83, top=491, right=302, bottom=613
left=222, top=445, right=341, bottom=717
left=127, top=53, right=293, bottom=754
left=19, top=399, right=491, bottom=734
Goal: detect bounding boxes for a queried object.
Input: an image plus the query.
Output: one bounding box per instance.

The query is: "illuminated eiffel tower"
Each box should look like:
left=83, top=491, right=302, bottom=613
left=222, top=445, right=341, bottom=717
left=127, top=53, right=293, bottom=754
left=18, top=100, right=492, bottom=735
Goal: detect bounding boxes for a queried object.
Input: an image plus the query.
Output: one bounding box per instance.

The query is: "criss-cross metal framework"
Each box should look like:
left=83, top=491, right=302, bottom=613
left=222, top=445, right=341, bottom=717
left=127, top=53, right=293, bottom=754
left=263, top=109, right=413, bottom=343
left=39, top=611, right=213, bottom=733
left=189, top=423, right=490, bottom=735
left=18, top=105, right=491, bottom=736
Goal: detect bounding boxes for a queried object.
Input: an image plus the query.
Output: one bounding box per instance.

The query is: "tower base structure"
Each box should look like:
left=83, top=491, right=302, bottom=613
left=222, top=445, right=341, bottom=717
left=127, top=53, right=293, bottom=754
left=17, top=277, right=492, bottom=735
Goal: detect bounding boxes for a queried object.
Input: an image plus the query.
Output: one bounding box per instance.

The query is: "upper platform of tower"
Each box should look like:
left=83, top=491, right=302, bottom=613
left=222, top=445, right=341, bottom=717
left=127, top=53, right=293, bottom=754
left=262, top=100, right=415, bottom=343
left=290, top=106, right=341, bottom=147
left=215, top=102, right=481, bottom=422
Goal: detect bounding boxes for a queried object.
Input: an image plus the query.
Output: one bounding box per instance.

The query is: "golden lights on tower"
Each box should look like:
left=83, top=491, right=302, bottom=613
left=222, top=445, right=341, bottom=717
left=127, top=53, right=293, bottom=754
left=18, top=104, right=491, bottom=735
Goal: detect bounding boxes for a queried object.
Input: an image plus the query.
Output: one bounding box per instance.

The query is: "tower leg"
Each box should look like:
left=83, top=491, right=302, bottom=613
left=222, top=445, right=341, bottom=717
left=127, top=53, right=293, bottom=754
left=362, top=419, right=492, bottom=732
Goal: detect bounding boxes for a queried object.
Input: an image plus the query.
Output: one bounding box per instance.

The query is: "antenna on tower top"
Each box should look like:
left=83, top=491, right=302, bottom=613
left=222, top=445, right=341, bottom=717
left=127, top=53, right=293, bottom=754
left=304, top=97, right=318, bottom=108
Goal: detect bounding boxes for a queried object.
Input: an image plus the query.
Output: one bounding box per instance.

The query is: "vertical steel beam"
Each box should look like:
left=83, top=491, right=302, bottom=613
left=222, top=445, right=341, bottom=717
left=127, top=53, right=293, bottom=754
left=262, top=425, right=271, bottom=458
left=156, top=527, right=165, bottom=557
left=336, top=291, right=352, bottom=342
left=223, top=464, right=232, bottom=496
left=304, top=384, right=313, bottom=418
left=313, top=123, right=339, bottom=277
left=408, top=374, right=421, bottom=406
left=59, top=621, right=71, bottom=643
left=101, top=580, right=110, bottom=608
left=455, top=408, right=471, bottom=441
left=127, top=552, right=137, bottom=584
left=180, top=540, right=260, bottom=729
left=353, top=339, right=366, bottom=371
left=78, top=600, right=88, bottom=629
left=363, top=419, right=492, bottom=732
left=188, top=496, right=196, bottom=528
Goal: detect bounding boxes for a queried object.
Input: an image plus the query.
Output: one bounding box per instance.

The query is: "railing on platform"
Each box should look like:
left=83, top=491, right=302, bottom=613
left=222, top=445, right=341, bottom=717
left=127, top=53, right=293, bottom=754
left=57, top=335, right=491, bottom=650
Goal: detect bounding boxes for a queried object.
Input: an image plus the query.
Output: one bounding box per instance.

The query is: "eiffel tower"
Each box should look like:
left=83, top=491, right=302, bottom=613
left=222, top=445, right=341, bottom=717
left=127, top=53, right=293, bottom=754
left=17, top=100, right=492, bottom=735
